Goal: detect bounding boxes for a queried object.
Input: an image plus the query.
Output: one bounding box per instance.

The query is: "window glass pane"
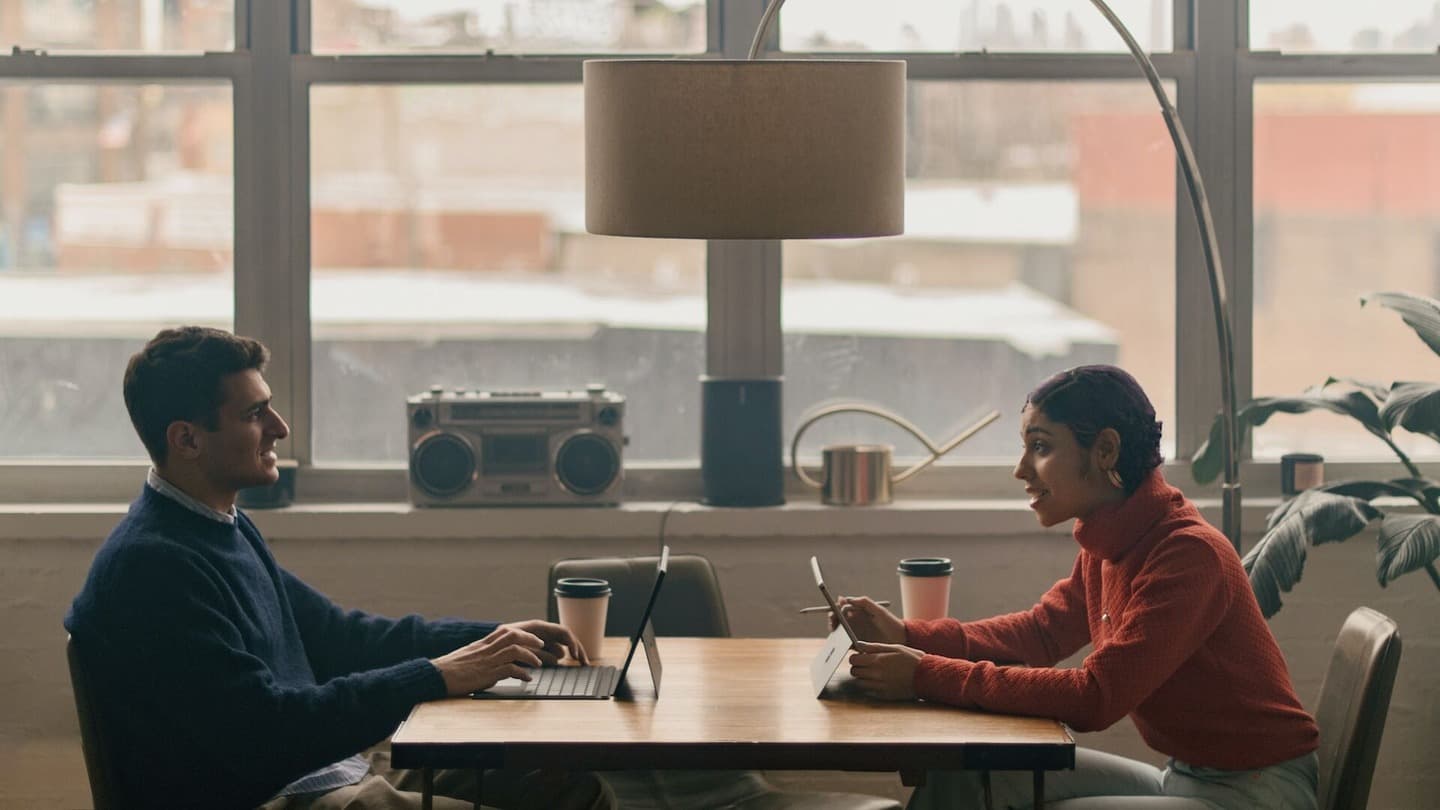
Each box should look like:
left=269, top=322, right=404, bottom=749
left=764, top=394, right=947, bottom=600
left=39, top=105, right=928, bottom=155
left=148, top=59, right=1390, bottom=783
left=310, top=84, right=705, bottom=463
left=2, top=0, right=234, bottom=52
left=1251, top=2, right=1439, bottom=53
left=1253, top=83, right=1440, bottom=460
left=781, top=0, right=1170, bottom=53
left=784, top=81, right=1175, bottom=465
left=0, top=83, right=234, bottom=458
left=312, top=0, right=705, bottom=55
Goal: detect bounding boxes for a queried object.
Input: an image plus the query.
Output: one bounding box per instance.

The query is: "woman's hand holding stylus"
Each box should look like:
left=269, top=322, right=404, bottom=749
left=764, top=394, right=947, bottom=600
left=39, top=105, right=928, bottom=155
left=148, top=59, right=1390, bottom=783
left=831, top=596, right=906, bottom=644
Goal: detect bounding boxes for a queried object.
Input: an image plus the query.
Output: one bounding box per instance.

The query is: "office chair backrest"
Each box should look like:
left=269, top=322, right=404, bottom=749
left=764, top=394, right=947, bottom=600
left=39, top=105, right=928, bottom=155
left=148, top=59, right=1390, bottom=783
left=67, top=635, right=125, bottom=810
left=1313, top=607, right=1402, bottom=810
left=548, top=553, right=731, bottom=637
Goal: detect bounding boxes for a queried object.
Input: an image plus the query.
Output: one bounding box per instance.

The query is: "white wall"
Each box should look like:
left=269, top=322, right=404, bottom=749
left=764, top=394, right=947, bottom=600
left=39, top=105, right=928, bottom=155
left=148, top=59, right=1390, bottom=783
left=2, top=509, right=1435, bottom=809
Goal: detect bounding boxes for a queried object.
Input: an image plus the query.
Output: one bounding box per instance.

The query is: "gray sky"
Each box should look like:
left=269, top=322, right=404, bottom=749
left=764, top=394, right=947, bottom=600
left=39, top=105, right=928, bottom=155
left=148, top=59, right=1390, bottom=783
left=368, top=1, right=1438, bottom=52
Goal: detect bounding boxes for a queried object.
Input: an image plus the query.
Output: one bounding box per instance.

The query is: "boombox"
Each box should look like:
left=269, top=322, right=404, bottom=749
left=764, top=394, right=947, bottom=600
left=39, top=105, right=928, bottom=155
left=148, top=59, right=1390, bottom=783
left=407, top=385, right=625, bottom=507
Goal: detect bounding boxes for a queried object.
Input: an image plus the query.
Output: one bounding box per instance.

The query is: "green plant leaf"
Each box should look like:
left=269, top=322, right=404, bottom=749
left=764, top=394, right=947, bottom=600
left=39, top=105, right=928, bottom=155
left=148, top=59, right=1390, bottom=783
left=1322, top=478, right=1440, bottom=511
left=1376, top=513, right=1440, bottom=587
left=1379, top=382, right=1440, bottom=444
left=1322, top=377, right=1391, bottom=402
left=1362, top=291, right=1440, bottom=357
left=1191, top=387, right=1388, bottom=484
left=1244, top=490, right=1381, bottom=618
left=1266, top=477, right=1440, bottom=530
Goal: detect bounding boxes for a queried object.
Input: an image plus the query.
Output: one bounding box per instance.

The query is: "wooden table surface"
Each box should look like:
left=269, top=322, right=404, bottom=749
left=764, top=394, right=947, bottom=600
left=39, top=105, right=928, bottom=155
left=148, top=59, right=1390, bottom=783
left=392, top=637, right=1074, bottom=774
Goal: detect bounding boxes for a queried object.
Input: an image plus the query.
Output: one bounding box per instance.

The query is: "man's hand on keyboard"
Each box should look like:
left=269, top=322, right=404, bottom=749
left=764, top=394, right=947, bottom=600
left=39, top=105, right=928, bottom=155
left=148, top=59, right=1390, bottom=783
left=500, top=619, right=589, bottom=666
left=431, top=625, right=547, bottom=696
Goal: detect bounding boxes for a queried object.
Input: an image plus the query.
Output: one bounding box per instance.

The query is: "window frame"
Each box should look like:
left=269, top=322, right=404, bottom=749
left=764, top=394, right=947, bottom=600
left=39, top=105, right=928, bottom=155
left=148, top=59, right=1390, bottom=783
left=3, top=0, right=1439, bottom=503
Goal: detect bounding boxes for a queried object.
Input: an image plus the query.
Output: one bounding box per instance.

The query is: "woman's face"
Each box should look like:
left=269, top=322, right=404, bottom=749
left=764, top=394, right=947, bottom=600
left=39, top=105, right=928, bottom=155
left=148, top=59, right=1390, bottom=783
left=1012, top=404, right=1121, bottom=527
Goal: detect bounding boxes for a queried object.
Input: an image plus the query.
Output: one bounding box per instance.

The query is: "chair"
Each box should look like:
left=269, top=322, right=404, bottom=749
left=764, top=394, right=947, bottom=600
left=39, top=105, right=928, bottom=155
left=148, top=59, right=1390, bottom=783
left=1314, top=607, right=1403, bottom=810
left=547, top=552, right=731, bottom=637
left=67, top=635, right=127, bottom=810
left=547, top=553, right=902, bottom=810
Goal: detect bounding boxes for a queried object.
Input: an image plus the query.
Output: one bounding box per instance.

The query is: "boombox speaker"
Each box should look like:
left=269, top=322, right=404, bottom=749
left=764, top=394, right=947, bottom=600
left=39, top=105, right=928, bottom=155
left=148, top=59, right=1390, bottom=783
left=408, top=386, right=624, bottom=507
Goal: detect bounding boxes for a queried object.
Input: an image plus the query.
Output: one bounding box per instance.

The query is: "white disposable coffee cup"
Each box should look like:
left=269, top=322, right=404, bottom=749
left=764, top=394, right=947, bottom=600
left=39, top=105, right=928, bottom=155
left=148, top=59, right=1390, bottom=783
left=898, top=557, right=953, bottom=621
left=554, top=577, right=612, bottom=661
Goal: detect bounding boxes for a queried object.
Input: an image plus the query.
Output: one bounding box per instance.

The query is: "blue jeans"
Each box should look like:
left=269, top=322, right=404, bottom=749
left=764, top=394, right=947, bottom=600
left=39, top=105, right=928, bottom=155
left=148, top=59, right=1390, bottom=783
left=907, top=748, right=1319, bottom=810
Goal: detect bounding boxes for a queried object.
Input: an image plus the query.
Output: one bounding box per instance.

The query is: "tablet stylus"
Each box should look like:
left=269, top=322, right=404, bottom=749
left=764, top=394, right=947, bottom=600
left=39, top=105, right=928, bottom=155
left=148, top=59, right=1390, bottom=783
left=798, top=601, right=891, bottom=614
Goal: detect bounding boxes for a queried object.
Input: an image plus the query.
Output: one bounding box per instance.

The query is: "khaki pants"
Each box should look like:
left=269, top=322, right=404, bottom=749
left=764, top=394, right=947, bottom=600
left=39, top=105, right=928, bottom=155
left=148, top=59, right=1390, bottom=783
left=907, top=748, right=1318, bottom=810
left=258, top=750, right=615, bottom=810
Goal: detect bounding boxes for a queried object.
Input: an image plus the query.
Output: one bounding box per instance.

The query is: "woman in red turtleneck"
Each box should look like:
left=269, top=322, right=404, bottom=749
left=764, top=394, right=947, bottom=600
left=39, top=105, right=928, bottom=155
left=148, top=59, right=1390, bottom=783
left=841, top=365, right=1319, bottom=810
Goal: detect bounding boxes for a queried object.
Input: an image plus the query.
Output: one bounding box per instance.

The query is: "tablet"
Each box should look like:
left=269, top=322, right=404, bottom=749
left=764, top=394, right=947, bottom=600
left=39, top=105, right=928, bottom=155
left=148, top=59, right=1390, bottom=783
left=809, top=556, right=862, bottom=698
left=811, top=556, right=858, bottom=646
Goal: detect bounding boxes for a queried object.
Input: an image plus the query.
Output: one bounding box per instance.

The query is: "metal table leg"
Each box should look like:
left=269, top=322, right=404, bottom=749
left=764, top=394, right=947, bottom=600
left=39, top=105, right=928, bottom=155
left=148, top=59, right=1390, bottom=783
left=421, top=767, right=434, bottom=810
left=473, top=767, right=484, bottom=810
left=1033, top=769, right=1045, bottom=809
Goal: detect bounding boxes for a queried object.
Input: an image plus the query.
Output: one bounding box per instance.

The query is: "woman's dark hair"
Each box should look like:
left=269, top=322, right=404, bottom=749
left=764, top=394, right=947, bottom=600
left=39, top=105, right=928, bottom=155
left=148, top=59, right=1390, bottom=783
left=1024, top=365, right=1164, bottom=494
left=123, top=326, right=270, bottom=465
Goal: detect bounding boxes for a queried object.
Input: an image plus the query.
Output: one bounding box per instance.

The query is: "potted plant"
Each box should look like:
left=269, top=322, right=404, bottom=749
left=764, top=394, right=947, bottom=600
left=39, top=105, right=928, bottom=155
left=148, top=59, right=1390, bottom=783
left=1191, top=291, right=1440, bottom=617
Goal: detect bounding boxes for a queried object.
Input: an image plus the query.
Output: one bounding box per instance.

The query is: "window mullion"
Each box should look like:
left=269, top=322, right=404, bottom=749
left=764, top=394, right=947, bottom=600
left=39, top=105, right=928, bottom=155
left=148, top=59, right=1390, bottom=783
left=234, top=0, right=305, bottom=461
left=1174, top=0, right=1247, bottom=463
left=710, top=0, right=780, bottom=383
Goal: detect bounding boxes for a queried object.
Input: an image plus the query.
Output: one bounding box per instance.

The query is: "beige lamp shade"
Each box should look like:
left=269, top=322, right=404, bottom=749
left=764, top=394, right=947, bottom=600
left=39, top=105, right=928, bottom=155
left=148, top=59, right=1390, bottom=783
left=584, top=59, right=906, bottom=240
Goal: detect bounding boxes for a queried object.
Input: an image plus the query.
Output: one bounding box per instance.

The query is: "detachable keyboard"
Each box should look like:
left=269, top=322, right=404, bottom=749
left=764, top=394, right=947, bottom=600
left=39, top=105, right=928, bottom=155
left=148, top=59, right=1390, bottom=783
left=524, top=664, right=620, bottom=698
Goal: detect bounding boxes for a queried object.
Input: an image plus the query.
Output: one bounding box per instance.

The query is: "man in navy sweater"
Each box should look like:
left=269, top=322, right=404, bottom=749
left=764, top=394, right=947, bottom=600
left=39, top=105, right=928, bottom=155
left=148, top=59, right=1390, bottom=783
left=66, top=326, right=614, bottom=810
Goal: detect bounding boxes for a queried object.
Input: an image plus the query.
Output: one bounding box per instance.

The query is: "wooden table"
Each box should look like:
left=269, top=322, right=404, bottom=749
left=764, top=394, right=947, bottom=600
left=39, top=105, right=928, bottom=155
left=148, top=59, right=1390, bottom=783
left=392, top=637, right=1074, bottom=809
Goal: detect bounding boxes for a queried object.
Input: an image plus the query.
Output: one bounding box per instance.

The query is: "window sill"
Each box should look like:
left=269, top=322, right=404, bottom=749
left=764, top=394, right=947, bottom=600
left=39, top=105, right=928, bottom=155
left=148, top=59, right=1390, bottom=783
left=0, top=495, right=1287, bottom=542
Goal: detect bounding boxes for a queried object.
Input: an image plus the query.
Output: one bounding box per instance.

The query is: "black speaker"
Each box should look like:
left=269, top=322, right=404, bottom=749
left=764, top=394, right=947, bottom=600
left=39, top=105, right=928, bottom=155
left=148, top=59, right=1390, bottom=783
left=700, top=376, right=785, bottom=507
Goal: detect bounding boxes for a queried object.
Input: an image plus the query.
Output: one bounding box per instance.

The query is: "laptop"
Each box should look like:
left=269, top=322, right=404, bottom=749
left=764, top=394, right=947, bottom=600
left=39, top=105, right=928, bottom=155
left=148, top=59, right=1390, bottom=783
left=474, top=546, right=668, bottom=700
left=808, top=555, right=862, bottom=698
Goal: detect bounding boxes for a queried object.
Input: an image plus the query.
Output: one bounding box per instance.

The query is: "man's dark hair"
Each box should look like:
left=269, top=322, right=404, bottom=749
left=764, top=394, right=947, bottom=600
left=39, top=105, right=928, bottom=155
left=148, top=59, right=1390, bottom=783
left=1025, top=364, right=1164, bottom=495
left=123, top=327, right=270, bottom=465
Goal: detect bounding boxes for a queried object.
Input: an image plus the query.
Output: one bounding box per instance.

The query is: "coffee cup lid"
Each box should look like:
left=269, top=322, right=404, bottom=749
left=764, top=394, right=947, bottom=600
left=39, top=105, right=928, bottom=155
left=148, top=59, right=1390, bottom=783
left=898, top=557, right=953, bottom=577
left=554, top=577, right=612, bottom=597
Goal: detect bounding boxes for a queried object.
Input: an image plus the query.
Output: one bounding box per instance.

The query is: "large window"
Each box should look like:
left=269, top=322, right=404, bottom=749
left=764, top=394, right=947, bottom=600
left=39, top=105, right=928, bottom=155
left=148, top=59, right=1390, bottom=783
left=783, top=80, right=1175, bottom=462
left=0, top=82, right=234, bottom=458
left=312, top=0, right=706, bottom=54
left=2, top=0, right=235, bottom=52
left=5, top=2, right=1439, bottom=496
left=782, top=0, right=1170, bottom=52
left=1252, top=81, right=1440, bottom=460
left=1250, top=2, right=1440, bottom=53
left=309, top=83, right=704, bottom=462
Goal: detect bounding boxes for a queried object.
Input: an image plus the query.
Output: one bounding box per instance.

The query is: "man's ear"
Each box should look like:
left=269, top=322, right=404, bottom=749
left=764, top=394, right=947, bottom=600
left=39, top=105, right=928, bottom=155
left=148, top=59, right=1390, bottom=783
left=166, top=421, right=204, bottom=461
left=1095, top=427, right=1122, bottom=469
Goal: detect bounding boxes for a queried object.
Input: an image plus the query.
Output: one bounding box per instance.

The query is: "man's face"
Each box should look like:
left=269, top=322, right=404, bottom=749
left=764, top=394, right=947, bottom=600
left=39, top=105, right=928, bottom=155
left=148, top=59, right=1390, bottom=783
left=194, top=369, right=290, bottom=495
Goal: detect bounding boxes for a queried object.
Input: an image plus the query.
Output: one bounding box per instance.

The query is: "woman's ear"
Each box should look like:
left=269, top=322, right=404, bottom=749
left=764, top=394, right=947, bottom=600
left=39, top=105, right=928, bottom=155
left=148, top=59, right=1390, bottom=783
left=1095, top=427, right=1122, bottom=469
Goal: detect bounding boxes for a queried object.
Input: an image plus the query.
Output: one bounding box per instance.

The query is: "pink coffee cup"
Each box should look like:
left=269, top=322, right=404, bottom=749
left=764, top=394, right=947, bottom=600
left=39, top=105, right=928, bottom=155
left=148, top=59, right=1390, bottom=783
left=898, top=557, right=953, bottom=621
left=554, top=577, right=612, bottom=662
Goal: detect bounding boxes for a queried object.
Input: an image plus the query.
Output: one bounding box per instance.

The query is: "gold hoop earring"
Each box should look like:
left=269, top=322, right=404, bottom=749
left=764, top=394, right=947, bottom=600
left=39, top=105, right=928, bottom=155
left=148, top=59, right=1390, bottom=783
left=1106, top=469, right=1124, bottom=490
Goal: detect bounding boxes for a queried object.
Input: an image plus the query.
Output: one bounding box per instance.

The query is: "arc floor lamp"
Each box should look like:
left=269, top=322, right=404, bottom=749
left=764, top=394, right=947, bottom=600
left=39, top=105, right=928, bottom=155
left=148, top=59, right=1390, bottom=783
left=583, top=0, right=1241, bottom=547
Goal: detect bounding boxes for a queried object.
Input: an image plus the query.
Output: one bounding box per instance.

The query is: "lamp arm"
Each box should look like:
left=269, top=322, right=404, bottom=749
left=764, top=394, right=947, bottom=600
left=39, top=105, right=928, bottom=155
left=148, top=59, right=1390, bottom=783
left=1085, top=0, right=1241, bottom=549
left=748, top=0, right=786, bottom=59
left=747, top=0, right=1242, bottom=548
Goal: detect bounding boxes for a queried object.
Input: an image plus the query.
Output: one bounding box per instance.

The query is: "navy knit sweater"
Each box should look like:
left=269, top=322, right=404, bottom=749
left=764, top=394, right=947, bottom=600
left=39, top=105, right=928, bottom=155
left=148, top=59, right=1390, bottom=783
left=64, top=486, right=498, bottom=810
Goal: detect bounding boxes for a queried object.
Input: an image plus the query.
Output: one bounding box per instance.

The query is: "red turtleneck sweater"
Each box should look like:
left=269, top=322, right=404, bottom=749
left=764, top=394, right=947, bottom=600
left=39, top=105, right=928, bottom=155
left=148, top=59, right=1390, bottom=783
left=906, top=470, right=1318, bottom=770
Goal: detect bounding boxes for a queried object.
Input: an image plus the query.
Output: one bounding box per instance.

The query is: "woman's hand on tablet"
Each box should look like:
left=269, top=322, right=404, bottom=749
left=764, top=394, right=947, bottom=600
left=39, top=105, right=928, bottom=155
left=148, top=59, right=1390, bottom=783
left=833, top=596, right=906, bottom=644
left=848, top=641, right=922, bottom=700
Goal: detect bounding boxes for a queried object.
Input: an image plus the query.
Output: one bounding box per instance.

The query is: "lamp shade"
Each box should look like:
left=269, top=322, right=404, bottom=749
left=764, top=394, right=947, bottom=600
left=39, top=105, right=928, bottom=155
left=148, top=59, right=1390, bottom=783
left=584, top=59, right=906, bottom=240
